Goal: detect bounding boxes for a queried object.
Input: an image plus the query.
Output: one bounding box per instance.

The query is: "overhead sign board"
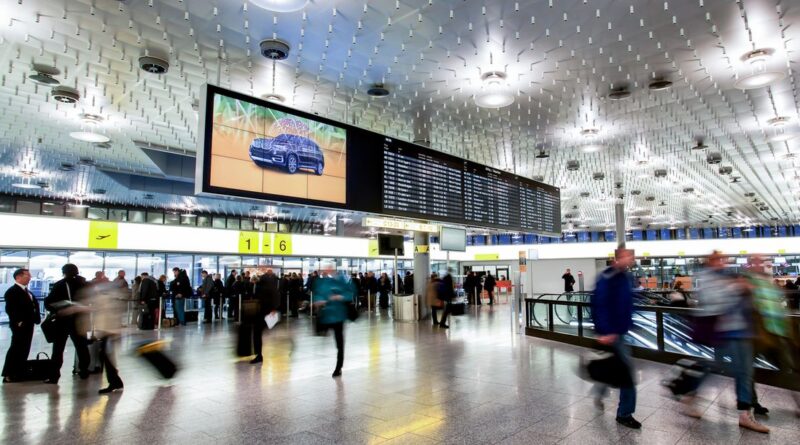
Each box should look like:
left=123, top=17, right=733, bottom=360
left=363, top=216, right=439, bottom=233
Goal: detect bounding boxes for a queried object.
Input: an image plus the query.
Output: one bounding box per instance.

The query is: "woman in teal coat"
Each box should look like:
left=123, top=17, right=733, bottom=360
left=313, top=265, right=355, bottom=378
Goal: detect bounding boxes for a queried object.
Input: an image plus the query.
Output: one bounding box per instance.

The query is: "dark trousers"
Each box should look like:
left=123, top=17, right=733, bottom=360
left=331, top=322, right=344, bottom=371
left=433, top=302, right=452, bottom=325
left=99, top=336, right=122, bottom=387
left=487, top=290, right=495, bottom=304
left=2, top=324, right=34, bottom=378
left=253, top=318, right=266, bottom=357
left=51, top=325, right=89, bottom=380
left=203, top=297, right=212, bottom=321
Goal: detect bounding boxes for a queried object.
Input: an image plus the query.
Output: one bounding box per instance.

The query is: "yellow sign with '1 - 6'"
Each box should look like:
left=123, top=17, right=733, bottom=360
left=88, top=221, right=119, bottom=249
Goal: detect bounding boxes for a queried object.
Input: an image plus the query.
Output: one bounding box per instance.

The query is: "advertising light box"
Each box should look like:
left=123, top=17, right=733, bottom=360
left=197, top=84, right=349, bottom=207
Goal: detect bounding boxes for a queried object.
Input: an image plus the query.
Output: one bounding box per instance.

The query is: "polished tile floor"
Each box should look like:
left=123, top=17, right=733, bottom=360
left=1, top=306, right=798, bottom=444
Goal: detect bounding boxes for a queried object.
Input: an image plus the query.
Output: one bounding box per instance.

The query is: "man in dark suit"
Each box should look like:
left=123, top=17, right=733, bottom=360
left=251, top=269, right=280, bottom=364
left=2, top=269, right=41, bottom=382
left=44, top=264, right=90, bottom=384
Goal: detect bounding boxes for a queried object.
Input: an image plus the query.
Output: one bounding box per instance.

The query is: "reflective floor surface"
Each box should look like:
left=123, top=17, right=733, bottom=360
left=1, top=306, right=798, bottom=444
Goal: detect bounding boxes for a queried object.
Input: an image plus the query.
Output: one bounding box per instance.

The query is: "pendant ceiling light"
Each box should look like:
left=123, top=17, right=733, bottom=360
left=250, top=0, right=309, bottom=13
left=70, top=131, right=110, bottom=143
left=474, top=71, right=515, bottom=109
left=734, top=49, right=785, bottom=90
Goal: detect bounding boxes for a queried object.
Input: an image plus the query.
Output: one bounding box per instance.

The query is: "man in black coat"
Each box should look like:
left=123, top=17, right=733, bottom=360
left=484, top=273, right=497, bottom=305
left=437, top=270, right=456, bottom=328
left=251, top=270, right=280, bottom=364
left=2, top=268, right=41, bottom=382
left=44, top=264, right=90, bottom=383
left=139, top=273, right=160, bottom=318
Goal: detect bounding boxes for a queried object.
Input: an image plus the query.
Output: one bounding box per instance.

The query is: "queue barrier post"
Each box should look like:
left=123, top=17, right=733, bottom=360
left=157, top=297, right=163, bottom=331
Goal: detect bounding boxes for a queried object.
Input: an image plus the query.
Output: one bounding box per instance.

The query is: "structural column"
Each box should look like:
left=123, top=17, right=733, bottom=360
left=335, top=215, right=344, bottom=237
left=413, top=232, right=430, bottom=320
left=615, top=203, right=625, bottom=248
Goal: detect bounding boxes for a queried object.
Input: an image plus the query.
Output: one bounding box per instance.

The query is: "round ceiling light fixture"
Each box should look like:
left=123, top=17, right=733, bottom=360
left=767, top=116, right=791, bottom=127
left=51, top=86, right=80, bottom=104
left=262, top=93, right=285, bottom=103
left=12, top=170, right=40, bottom=189
left=80, top=113, right=104, bottom=125
left=474, top=71, right=515, bottom=109
left=580, top=128, right=600, bottom=138
left=607, top=87, right=631, bottom=100
left=648, top=78, right=673, bottom=91
left=581, top=144, right=602, bottom=153
left=367, top=84, right=390, bottom=97
left=28, top=63, right=61, bottom=86
left=70, top=131, right=110, bottom=143
left=250, top=0, right=309, bottom=12
left=734, top=49, right=786, bottom=90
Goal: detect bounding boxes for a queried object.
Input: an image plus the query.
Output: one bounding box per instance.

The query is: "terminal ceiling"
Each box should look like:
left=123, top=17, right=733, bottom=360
left=0, top=0, right=798, bottom=233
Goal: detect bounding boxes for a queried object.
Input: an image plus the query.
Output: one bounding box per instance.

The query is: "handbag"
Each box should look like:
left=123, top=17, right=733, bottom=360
left=578, top=349, right=634, bottom=388
left=24, top=352, right=53, bottom=381
left=40, top=313, right=59, bottom=343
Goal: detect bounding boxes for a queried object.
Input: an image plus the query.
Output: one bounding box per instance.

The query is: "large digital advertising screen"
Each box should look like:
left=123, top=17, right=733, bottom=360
left=197, top=85, right=347, bottom=206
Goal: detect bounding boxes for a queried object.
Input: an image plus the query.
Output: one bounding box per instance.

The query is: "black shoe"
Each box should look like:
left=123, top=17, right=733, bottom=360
left=753, top=404, right=769, bottom=416
left=98, top=385, right=123, bottom=394
left=43, top=378, right=59, bottom=384
left=439, top=324, right=449, bottom=329
left=615, top=416, right=641, bottom=429
left=250, top=355, right=263, bottom=364
left=79, top=370, right=90, bottom=380
left=332, top=369, right=342, bottom=378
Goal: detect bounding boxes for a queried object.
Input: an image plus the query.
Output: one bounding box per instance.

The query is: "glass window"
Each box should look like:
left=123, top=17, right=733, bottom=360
left=104, top=252, right=138, bottom=289
left=129, top=210, right=146, bottom=223
left=240, top=218, right=254, bottom=230
left=180, top=215, right=196, bottom=226
left=212, top=217, right=226, bottom=229
left=41, top=202, right=65, bottom=217
left=219, top=255, right=243, bottom=280
left=165, top=213, right=180, bottom=225
left=15, top=200, right=40, bottom=215
left=29, top=250, right=69, bottom=297
left=0, top=250, right=29, bottom=313
left=137, top=253, right=166, bottom=278
left=226, top=218, right=240, bottom=230
left=66, top=204, right=88, bottom=219
left=69, top=251, right=104, bottom=281
left=0, top=196, right=13, bottom=213
left=88, top=207, right=108, bottom=220
left=197, top=216, right=211, bottom=228
left=147, top=211, right=164, bottom=224
left=108, top=208, right=128, bottom=222
left=195, top=255, right=219, bottom=284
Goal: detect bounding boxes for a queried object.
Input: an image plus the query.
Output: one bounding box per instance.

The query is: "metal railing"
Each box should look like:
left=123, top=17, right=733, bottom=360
left=524, top=294, right=800, bottom=391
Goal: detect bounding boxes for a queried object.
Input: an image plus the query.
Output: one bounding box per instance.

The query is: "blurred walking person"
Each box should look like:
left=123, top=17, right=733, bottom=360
left=689, top=251, right=769, bottom=433
left=484, top=272, right=496, bottom=305
left=436, top=269, right=456, bottom=328
left=170, top=268, right=191, bottom=327
left=590, top=248, right=640, bottom=429
left=313, top=264, right=356, bottom=378
left=746, top=255, right=800, bottom=418
left=200, top=270, right=214, bottom=323
left=250, top=270, right=280, bottom=364
left=90, top=280, right=125, bottom=394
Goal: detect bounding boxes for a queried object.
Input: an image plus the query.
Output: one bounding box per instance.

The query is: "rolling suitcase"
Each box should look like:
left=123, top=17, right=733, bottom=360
left=136, top=340, right=178, bottom=379
left=450, top=302, right=466, bottom=316
left=236, top=323, right=254, bottom=356
left=137, top=306, right=154, bottom=330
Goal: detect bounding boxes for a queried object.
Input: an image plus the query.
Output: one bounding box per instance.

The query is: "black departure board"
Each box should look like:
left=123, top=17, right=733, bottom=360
left=381, top=137, right=561, bottom=235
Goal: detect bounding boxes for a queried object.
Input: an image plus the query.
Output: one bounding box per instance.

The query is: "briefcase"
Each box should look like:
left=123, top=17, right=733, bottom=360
left=24, top=352, right=53, bottom=381
left=579, top=350, right=634, bottom=388
left=40, top=313, right=59, bottom=343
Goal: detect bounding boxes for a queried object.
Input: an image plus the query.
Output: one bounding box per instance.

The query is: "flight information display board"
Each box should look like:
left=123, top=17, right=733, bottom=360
left=381, top=137, right=561, bottom=235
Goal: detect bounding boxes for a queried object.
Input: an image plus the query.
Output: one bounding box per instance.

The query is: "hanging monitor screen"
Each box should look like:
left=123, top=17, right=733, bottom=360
left=378, top=234, right=405, bottom=256
left=439, top=227, right=467, bottom=252
left=197, top=85, right=348, bottom=206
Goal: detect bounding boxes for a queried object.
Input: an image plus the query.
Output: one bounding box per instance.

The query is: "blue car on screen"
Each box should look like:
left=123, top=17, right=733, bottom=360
left=248, top=134, right=325, bottom=175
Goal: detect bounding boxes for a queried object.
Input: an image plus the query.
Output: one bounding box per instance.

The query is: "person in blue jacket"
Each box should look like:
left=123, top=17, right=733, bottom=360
left=313, top=264, right=355, bottom=378
left=590, top=248, right=640, bottom=429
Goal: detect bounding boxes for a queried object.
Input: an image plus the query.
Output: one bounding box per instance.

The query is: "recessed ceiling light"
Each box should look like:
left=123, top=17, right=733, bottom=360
left=70, top=132, right=110, bottom=143
left=80, top=113, right=104, bottom=125
left=734, top=49, right=786, bottom=90
left=262, top=93, right=285, bottom=103
left=475, top=71, right=515, bottom=109
left=250, top=0, right=309, bottom=13
left=367, top=84, right=390, bottom=97
left=581, top=128, right=600, bottom=137
left=767, top=116, right=791, bottom=127
left=582, top=144, right=602, bottom=153
left=648, top=78, right=673, bottom=91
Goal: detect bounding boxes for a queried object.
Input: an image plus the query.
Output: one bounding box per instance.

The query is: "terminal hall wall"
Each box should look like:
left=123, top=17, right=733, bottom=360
left=529, top=259, right=599, bottom=294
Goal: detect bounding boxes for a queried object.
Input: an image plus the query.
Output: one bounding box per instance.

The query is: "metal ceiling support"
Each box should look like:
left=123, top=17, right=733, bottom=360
left=615, top=203, right=626, bottom=249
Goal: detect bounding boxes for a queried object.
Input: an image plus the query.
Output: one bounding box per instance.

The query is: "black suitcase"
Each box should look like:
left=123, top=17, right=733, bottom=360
left=136, top=341, right=178, bottom=379
left=450, top=302, right=466, bottom=316
left=137, top=307, right=154, bottom=330
left=662, top=359, right=708, bottom=396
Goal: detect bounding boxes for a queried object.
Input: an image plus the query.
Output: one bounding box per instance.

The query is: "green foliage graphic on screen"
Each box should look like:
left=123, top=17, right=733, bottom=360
left=209, top=94, right=347, bottom=204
